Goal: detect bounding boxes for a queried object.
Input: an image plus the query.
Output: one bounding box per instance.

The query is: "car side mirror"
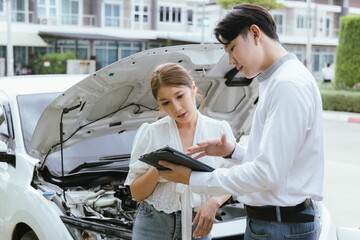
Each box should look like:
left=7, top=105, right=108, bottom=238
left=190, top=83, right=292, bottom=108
left=0, top=140, right=16, bottom=167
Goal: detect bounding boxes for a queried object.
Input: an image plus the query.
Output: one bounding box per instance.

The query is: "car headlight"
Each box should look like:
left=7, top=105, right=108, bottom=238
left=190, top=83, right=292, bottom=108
left=61, top=215, right=132, bottom=240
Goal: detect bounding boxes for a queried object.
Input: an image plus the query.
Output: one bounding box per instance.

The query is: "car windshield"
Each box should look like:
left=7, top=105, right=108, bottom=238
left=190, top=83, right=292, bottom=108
left=17, top=93, right=136, bottom=175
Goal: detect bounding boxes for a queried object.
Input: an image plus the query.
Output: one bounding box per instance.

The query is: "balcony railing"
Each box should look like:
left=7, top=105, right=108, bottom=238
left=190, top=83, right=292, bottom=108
left=61, top=13, right=79, bottom=25
left=83, top=14, right=97, bottom=27
left=12, top=10, right=35, bottom=23
left=277, top=26, right=340, bottom=38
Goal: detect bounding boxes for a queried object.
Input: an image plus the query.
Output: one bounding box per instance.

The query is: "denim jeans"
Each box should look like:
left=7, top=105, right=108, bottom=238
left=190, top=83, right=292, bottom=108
left=244, top=201, right=321, bottom=240
left=132, top=201, right=211, bottom=240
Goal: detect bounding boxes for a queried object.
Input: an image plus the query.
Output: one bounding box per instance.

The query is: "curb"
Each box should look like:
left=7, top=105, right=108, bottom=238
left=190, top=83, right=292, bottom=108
left=323, top=111, right=360, bottom=124
left=348, top=117, right=360, bottom=124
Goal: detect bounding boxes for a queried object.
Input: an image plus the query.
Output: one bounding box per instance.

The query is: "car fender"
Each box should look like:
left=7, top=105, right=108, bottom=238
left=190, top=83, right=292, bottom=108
left=2, top=153, right=72, bottom=240
left=6, top=185, right=72, bottom=240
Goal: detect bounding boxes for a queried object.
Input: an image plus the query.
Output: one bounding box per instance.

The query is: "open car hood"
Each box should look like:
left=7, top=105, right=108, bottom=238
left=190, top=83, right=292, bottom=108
left=29, top=44, right=258, bottom=159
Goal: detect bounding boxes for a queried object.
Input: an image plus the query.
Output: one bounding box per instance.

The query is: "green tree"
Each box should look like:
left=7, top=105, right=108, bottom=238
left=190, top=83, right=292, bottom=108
left=335, top=15, right=360, bottom=88
left=216, top=0, right=283, bottom=10
left=30, top=52, right=76, bottom=74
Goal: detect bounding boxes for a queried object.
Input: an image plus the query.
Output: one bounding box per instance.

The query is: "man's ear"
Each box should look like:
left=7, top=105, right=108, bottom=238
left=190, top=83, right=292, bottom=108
left=250, top=24, right=261, bottom=43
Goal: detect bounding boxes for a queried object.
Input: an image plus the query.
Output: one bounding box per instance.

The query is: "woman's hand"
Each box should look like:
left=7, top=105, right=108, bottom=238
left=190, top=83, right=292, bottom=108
left=186, top=133, right=236, bottom=159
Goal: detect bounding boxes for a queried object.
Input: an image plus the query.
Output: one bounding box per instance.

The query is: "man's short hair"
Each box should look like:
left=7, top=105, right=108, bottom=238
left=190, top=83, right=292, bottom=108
left=214, top=4, right=279, bottom=45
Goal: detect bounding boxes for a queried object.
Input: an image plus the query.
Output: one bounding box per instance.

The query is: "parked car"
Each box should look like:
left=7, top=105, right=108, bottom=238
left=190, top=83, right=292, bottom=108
left=0, top=44, right=357, bottom=240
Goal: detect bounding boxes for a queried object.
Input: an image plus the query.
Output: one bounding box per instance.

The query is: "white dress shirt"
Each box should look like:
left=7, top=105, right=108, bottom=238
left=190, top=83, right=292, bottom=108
left=125, top=111, right=235, bottom=239
left=190, top=54, right=324, bottom=207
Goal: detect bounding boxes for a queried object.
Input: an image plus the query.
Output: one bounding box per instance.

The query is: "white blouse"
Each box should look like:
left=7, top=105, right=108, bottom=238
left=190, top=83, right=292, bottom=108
left=125, top=111, right=236, bottom=213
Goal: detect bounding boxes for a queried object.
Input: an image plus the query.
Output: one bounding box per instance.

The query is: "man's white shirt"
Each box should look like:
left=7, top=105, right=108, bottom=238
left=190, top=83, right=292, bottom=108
left=190, top=54, right=324, bottom=207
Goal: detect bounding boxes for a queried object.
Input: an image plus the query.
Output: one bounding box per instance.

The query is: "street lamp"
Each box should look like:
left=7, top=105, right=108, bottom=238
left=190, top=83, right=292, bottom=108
left=201, top=0, right=205, bottom=44
left=306, top=0, right=312, bottom=72
left=6, top=0, right=14, bottom=76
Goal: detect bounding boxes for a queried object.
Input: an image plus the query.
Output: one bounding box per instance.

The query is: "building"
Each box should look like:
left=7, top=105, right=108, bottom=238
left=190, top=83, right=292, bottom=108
left=0, top=0, right=359, bottom=77
left=0, top=0, right=212, bottom=75
left=205, top=0, right=360, bottom=79
left=271, top=0, right=360, bottom=79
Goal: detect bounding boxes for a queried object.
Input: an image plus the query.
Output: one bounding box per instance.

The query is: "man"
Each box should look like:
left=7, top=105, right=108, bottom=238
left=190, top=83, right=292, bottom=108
left=158, top=4, right=324, bottom=240
left=322, top=63, right=334, bottom=83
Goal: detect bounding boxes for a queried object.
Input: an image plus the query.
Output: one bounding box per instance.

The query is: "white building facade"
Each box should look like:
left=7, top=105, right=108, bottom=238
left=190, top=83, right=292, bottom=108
left=0, top=0, right=359, bottom=76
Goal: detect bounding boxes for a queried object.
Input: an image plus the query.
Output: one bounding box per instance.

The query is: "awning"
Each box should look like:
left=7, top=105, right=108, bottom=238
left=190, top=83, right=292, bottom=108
left=39, top=31, right=153, bottom=42
left=0, top=32, right=48, bottom=47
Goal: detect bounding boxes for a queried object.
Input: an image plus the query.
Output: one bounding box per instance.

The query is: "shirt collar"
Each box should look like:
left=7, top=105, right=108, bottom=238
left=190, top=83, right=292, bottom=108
left=258, top=53, right=297, bottom=83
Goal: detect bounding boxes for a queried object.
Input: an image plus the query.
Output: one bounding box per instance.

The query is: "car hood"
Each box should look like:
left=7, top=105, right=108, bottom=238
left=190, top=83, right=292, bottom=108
left=29, top=44, right=258, bottom=159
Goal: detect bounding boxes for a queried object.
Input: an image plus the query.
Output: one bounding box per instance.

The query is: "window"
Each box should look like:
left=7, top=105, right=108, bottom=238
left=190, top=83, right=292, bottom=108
left=297, top=15, right=306, bottom=29
left=0, top=0, right=4, bottom=13
left=38, top=0, right=56, bottom=19
left=297, top=14, right=312, bottom=29
left=198, top=17, right=209, bottom=28
left=325, top=18, right=331, bottom=37
left=284, top=45, right=304, bottom=63
left=119, top=42, right=141, bottom=59
left=187, top=9, right=193, bottom=26
left=94, top=41, right=118, bottom=69
left=0, top=105, right=9, bottom=138
left=61, top=0, right=79, bottom=25
left=159, top=6, right=181, bottom=23
left=14, top=47, right=26, bottom=75
left=77, top=40, right=89, bottom=59
left=134, top=4, right=149, bottom=23
left=0, top=46, right=5, bottom=59
left=104, top=3, right=120, bottom=27
left=319, top=17, right=323, bottom=33
left=148, top=43, right=166, bottom=49
left=312, top=47, right=335, bottom=72
left=12, top=0, right=25, bottom=22
left=35, top=39, right=89, bottom=59
left=273, top=14, right=283, bottom=34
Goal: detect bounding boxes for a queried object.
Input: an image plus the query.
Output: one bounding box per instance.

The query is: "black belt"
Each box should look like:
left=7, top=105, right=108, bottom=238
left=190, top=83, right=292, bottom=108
left=245, top=199, right=314, bottom=223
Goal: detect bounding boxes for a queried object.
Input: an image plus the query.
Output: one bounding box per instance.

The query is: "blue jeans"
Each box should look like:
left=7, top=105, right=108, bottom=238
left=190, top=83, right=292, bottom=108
left=132, top=201, right=211, bottom=240
left=244, top=201, right=321, bottom=240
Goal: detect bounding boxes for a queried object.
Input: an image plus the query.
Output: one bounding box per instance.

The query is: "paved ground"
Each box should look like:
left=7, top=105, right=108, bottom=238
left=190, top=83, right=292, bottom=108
left=322, top=111, right=360, bottom=229
left=238, top=110, right=360, bottom=229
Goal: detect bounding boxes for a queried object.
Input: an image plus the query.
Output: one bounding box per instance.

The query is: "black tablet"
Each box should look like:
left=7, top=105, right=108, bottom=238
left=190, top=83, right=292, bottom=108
left=139, top=147, right=214, bottom=172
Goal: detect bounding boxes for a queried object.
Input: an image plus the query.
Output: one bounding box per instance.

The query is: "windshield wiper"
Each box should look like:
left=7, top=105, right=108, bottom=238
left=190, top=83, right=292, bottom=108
left=68, top=160, right=127, bottom=174
left=99, top=154, right=130, bottom=161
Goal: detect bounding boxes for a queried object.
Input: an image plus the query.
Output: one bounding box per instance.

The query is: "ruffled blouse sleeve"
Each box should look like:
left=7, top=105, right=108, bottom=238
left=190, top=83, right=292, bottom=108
left=124, top=123, right=154, bottom=186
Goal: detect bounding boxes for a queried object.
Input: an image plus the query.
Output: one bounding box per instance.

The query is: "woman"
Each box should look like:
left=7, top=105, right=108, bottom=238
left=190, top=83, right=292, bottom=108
left=124, top=63, right=235, bottom=240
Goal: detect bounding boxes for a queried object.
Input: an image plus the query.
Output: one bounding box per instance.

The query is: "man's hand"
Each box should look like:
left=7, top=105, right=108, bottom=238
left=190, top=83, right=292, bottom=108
left=192, top=198, right=218, bottom=238
left=158, top=161, right=192, bottom=185
left=186, top=133, right=235, bottom=159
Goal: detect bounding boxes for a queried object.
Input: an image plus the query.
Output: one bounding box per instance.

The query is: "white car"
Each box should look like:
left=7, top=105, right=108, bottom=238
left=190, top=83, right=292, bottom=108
left=0, top=44, right=358, bottom=240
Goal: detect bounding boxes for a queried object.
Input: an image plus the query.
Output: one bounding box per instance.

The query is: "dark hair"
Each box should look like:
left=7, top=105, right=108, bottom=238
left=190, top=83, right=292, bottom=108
left=150, top=63, right=204, bottom=114
left=150, top=63, right=193, bottom=100
left=214, top=4, right=279, bottom=45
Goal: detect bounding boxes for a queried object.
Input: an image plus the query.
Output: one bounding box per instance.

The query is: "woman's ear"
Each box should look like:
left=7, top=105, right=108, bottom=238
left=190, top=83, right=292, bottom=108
left=192, top=81, right=196, bottom=93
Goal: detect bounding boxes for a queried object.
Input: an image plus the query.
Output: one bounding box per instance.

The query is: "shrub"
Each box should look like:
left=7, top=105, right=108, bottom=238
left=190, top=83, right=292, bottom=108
left=335, top=15, right=360, bottom=88
left=30, top=53, right=76, bottom=74
left=321, top=89, right=360, bottom=113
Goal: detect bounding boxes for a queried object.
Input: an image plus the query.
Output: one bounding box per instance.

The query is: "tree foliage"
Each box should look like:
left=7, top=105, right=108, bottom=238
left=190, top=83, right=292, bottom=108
left=335, top=15, right=360, bottom=88
left=216, top=0, right=283, bottom=10
left=30, top=52, right=76, bottom=74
